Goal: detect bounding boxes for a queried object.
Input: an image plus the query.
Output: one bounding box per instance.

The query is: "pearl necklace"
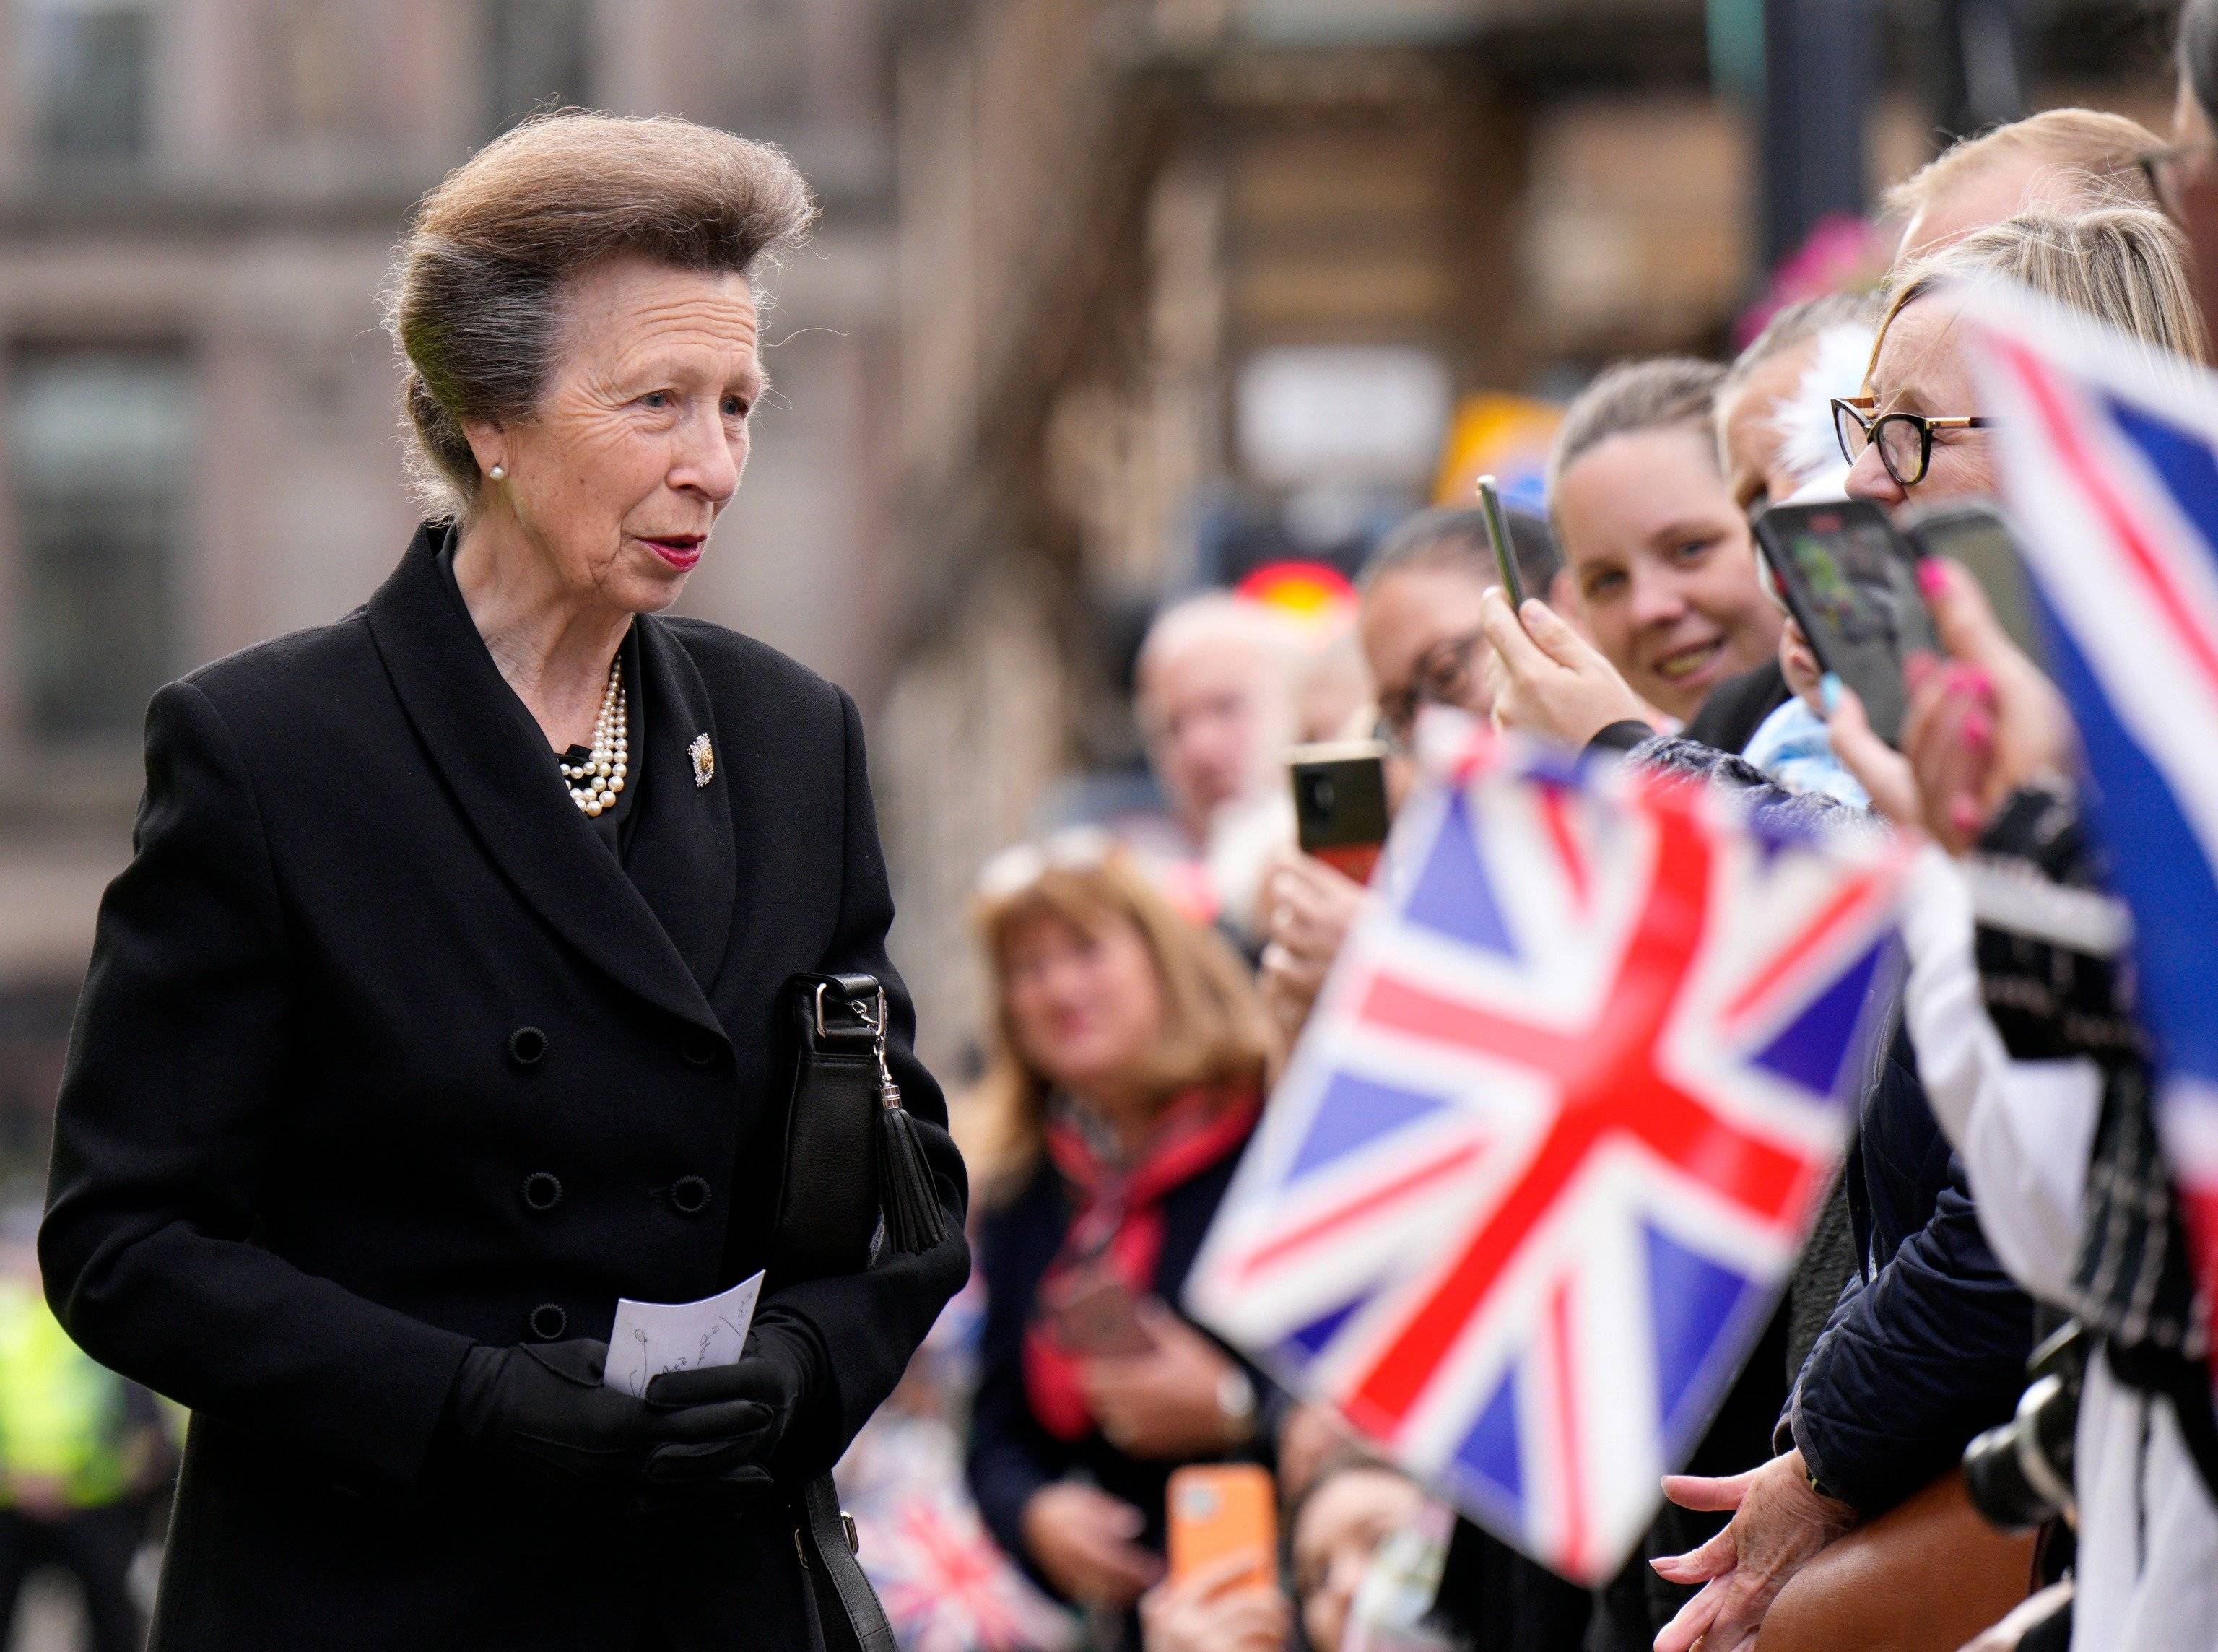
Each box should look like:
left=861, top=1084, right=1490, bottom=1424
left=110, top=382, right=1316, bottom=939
left=560, top=657, right=628, bottom=817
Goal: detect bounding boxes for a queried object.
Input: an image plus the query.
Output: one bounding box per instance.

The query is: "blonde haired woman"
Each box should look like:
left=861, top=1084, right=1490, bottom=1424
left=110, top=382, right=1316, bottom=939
left=960, top=835, right=1280, bottom=1627
left=1836, top=206, right=2207, bottom=512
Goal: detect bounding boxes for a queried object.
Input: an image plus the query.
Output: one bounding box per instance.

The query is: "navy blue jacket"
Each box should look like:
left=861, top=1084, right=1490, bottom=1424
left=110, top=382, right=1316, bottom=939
left=967, top=1145, right=1264, bottom=1580
left=1786, top=1030, right=2036, bottom=1515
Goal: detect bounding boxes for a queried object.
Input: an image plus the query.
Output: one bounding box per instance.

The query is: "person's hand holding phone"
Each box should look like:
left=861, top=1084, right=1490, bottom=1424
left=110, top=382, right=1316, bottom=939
left=1822, top=560, right=2076, bottom=853
left=1081, top=1300, right=1253, bottom=1460
left=1258, top=848, right=1369, bottom=1039
left=1908, top=560, right=2076, bottom=845
left=1141, top=1550, right=1290, bottom=1652
left=1022, top=1482, right=1163, bottom=1609
left=1478, top=588, right=1653, bottom=747
left=1819, top=647, right=1996, bottom=841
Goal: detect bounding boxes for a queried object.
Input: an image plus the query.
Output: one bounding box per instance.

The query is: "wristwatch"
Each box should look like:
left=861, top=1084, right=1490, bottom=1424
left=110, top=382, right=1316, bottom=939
left=1217, top=1368, right=1258, bottom=1444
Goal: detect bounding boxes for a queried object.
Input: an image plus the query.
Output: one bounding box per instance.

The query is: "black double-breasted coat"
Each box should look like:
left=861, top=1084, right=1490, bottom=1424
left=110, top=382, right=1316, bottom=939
left=38, top=523, right=971, bottom=1649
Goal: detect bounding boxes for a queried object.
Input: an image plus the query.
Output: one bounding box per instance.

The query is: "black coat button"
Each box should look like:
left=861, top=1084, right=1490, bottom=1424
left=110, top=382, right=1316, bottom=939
left=521, top=1172, right=564, bottom=1212
left=681, top=1030, right=719, bottom=1066
left=529, top=1303, right=567, bottom=1341
left=508, top=1027, right=548, bottom=1068
left=670, top=1175, right=713, bottom=1215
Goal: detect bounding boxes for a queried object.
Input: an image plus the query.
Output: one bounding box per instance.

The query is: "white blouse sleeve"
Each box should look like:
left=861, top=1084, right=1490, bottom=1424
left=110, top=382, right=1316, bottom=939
left=1898, top=845, right=2101, bottom=1306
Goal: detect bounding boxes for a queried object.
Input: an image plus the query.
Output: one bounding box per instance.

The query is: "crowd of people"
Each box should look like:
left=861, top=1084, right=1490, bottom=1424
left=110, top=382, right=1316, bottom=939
left=9, top=16, right=2218, bottom=1652
left=836, top=8, right=2218, bottom=1652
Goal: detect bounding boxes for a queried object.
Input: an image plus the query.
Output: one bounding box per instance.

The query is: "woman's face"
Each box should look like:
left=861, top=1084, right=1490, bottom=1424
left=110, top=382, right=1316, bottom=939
left=1360, top=565, right=1500, bottom=732
left=1292, top=1467, right=1425, bottom=1652
left=1000, top=907, right=1167, bottom=1100
left=1845, top=294, right=1995, bottom=508
left=467, top=254, right=764, bottom=614
left=1555, top=427, right=1783, bottom=721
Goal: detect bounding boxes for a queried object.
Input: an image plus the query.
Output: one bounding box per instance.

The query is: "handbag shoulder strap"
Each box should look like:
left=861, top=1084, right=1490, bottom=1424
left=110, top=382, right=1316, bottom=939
left=796, top=973, right=884, bottom=1051
left=796, top=1471, right=895, bottom=1652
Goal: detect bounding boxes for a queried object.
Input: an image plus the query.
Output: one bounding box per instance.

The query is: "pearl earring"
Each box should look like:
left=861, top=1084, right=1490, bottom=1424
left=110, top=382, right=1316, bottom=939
left=488, top=463, right=507, bottom=482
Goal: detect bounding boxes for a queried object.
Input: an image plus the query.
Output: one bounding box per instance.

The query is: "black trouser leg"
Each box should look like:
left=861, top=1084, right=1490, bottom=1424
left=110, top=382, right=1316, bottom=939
left=46, top=1503, right=147, bottom=1652
left=0, top=1509, right=40, bottom=1646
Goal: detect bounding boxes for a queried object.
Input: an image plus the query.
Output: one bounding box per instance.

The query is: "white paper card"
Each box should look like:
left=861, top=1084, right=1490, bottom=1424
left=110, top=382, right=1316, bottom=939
left=601, top=1271, right=765, bottom=1400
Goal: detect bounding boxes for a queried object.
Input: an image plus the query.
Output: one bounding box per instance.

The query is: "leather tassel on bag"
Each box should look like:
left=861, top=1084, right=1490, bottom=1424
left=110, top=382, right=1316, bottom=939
left=862, top=982, right=947, bottom=1255
left=874, top=1081, right=948, bottom=1254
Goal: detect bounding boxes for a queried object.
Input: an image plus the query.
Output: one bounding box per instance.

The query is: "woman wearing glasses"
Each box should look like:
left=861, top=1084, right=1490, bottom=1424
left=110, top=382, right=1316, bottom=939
left=1833, top=207, right=2205, bottom=511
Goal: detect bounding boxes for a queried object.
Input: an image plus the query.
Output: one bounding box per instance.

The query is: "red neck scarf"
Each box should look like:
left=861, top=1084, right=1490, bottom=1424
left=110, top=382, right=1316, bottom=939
left=1022, top=1082, right=1261, bottom=1442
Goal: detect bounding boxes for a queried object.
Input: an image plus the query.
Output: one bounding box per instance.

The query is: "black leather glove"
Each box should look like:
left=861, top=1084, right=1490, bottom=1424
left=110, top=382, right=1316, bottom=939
left=442, top=1338, right=781, bottom=1497
left=641, top=1310, right=822, bottom=1484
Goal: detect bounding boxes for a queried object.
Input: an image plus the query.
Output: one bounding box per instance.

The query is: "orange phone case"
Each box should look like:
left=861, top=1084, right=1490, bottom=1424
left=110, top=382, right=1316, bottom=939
left=1166, top=1463, right=1277, bottom=1591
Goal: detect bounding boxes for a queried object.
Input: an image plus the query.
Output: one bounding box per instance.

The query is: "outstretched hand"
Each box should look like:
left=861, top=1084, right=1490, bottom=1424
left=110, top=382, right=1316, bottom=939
left=1478, top=588, right=1653, bottom=749
left=1650, top=1449, right=1857, bottom=1652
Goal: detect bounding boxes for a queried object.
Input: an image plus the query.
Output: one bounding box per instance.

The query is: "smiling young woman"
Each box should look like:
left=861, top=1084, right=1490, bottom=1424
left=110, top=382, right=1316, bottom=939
left=39, top=113, right=970, bottom=1651
left=1545, top=357, right=1786, bottom=729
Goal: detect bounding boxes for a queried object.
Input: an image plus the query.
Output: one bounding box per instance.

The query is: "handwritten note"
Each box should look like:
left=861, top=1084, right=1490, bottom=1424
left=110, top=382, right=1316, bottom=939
left=602, top=1271, right=765, bottom=1400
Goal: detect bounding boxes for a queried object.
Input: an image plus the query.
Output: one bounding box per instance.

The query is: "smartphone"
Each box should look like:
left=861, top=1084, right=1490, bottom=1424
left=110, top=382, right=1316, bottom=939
left=1753, top=499, right=1939, bottom=748
left=1043, top=1268, right=1156, bottom=1357
left=1167, top=1463, right=1277, bottom=1591
left=1899, top=500, right=2046, bottom=667
left=1290, top=739, right=1390, bottom=884
left=1477, top=474, right=1525, bottom=608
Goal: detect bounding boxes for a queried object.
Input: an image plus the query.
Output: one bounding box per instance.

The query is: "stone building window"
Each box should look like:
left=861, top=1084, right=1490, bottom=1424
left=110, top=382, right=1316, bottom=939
left=9, top=349, right=193, bottom=744
left=25, top=0, right=155, bottom=163
left=484, top=0, right=593, bottom=134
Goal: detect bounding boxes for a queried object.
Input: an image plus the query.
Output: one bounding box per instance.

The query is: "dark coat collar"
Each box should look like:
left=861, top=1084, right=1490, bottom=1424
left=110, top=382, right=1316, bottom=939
left=364, top=523, right=734, bottom=1038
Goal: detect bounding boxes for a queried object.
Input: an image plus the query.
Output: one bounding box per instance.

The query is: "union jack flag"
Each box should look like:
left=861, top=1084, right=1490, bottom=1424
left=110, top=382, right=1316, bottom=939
left=1966, top=288, right=2218, bottom=1362
left=1186, top=734, right=1906, bottom=1581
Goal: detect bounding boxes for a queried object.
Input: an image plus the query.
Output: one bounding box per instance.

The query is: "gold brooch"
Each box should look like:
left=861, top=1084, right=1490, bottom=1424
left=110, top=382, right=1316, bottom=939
left=688, top=733, right=715, bottom=788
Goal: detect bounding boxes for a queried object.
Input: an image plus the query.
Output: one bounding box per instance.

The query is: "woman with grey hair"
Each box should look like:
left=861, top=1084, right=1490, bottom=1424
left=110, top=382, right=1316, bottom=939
left=38, top=112, right=968, bottom=1649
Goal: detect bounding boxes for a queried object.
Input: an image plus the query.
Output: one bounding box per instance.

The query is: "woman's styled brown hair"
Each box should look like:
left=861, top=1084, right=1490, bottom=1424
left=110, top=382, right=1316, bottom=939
left=384, top=110, right=817, bottom=516
left=959, top=843, right=1279, bottom=1206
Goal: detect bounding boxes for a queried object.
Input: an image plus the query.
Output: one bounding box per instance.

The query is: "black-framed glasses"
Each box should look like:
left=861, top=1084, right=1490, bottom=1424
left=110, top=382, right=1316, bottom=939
left=1375, top=630, right=1486, bottom=751
left=1832, top=396, right=1996, bottom=488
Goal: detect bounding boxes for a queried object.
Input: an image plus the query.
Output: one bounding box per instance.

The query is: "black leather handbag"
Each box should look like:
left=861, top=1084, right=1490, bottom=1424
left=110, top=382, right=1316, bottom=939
left=771, top=973, right=947, bottom=1652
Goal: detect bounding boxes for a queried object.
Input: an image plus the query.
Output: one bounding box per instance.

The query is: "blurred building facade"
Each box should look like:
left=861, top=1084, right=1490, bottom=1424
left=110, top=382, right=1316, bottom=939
left=872, top=0, right=2175, bottom=1074
left=0, top=0, right=902, bottom=1181
left=0, top=0, right=2182, bottom=1134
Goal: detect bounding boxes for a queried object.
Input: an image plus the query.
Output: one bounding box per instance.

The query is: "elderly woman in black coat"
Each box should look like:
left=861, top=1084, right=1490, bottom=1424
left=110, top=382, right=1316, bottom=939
left=38, top=112, right=968, bottom=1651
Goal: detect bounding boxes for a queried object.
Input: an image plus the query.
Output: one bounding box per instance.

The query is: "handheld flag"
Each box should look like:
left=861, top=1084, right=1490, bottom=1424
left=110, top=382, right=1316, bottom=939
left=1965, top=286, right=2218, bottom=1359
left=1186, top=734, right=1905, bottom=1581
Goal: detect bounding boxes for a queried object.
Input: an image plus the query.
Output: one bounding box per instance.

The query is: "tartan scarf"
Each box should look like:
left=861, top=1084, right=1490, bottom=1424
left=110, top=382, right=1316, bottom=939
left=1022, top=1084, right=1261, bottom=1443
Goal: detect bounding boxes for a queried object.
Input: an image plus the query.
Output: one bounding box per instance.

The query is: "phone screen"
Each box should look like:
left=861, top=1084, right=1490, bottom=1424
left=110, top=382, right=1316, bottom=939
left=1756, top=501, right=1938, bottom=748
left=1900, top=503, right=2046, bottom=669
left=1290, top=742, right=1390, bottom=884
